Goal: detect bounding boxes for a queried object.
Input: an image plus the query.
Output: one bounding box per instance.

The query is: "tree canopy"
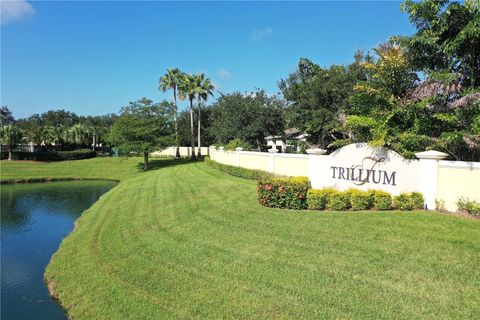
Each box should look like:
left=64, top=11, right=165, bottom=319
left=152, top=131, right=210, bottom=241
left=209, top=90, right=286, bottom=150
left=109, top=98, right=174, bottom=169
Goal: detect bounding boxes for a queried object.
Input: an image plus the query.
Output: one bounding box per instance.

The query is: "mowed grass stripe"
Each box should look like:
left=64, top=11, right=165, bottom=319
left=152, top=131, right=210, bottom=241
left=2, top=158, right=477, bottom=319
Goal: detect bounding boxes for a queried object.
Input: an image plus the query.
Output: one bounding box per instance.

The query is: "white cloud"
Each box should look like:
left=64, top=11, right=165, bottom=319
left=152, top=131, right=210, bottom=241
left=218, top=68, right=232, bottom=79
left=251, top=27, right=272, bottom=41
left=1, top=0, right=34, bottom=25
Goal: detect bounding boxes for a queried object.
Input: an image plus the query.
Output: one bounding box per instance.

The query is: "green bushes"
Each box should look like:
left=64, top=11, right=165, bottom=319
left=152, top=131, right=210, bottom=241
left=327, top=191, right=351, bottom=211
left=307, top=188, right=424, bottom=212
left=373, top=191, right=393, bottom=210
left=224, top=138, right=251, bottom=151
left=204, top=157, right=274, bottom=180
left=393, top=193, right=414, bottom=211
left=307, top=188, right=336, bottom=210
left=349, top=189, right=374, bottom=211
left=393, top=192, right=425, bottom=211
left=457, top=197, right=480, bottom=216
left=1, top=149, right=97, bottom=161
left=410, top=192, right=425, bottom=209
left=258, top=177, right=311, bottom=209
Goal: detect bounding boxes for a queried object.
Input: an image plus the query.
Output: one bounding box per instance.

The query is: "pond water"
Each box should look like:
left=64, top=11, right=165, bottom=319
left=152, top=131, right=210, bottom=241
left=1, top=180, right=117, bottom=320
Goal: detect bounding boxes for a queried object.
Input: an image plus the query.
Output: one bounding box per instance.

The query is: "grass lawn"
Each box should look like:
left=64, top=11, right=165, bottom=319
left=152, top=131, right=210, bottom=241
left=1, top=158, right=479, bottom=319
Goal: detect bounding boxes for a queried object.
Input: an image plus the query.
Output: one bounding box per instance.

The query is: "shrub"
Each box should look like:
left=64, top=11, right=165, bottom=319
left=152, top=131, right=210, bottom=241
left=307, top=188, right=336, bottom=210
left=258, top=177, right=311, bottom=209
left=373, top=190, right=392, bottom=210
left=224, top=138, right=251, bottom=151
left=327, top=190, right=351, bottom=211
left=394, top=193, right=414, bottom=211
left=204, top=157, right=274, bottom=180
left=457, top=197, right=480, bottom=216
left=2, top=149, right=96, bottom=161
left=410, top=192, right=425, bottom=209
left=349, top=189, right=374, bottom=211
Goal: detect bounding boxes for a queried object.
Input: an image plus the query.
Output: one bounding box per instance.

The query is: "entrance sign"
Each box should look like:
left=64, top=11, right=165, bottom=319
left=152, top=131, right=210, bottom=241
left=309, top=143, right=420, bottom=195
left=210, top=143, right=480, bottom=211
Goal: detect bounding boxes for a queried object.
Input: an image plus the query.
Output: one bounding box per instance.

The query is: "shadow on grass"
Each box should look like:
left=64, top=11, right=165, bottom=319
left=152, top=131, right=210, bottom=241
left=135, top=158, right=200, bottom=172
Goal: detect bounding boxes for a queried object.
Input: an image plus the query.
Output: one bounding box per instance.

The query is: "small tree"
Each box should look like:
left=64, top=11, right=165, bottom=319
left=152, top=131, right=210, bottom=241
left=109, top=98, right=174, bottom=170
left=0, top=124, right=24, bottom=160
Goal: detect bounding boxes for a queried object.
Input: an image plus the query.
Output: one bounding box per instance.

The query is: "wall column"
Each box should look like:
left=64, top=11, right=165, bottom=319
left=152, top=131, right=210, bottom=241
left=235, top=147, right=243, bottom=167
left=415, top=150, right=448, bottom=210
left=306, top=148, right=327, bottom=189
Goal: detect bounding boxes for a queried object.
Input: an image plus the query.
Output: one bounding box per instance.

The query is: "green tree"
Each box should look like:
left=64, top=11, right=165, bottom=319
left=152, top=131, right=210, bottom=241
left=279, top=55, right=369, bottom=147
left=194, top=73, right=215, bottom=157
left=0, top=106, right=15, bottom=126
left=209, top=90, right=286, bottom=150
left=64, top=124, right=89, bottom=149
left=109, top=98, right=173, bottom=170
left=1, top=124, right=24, bottom=160
left=159, top=68, right=184, bottom=159
left=399, top=0, right=480, bottom=88
left=178, top=73, right=199, bottom=160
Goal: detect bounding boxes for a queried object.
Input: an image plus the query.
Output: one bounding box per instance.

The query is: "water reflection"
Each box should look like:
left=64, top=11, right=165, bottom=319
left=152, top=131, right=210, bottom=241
left=1, top=180, right=116, bottom=320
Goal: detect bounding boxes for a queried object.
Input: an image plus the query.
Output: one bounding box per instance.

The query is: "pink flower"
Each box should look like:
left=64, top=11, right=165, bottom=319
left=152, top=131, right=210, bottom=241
left=265, top=185, right=273, bottom=191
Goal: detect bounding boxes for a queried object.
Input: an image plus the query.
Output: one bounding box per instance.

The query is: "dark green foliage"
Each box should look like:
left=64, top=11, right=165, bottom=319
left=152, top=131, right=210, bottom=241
left=1, top=149, right=96, bottom=161
left=108, top=98, right=174, bottom=170
left=400, top=0, right=480, bottom=88
left=257, top=177, right=311, bottom=209
left=457, top=197, right=480, bottom=216
left=307, top=188, right=336, bottom=210
left=225, top=138, right=251, bottom=151
left=373, top=190, right=393, bottom=210
left=279, top=55, right=370, bottom=148
left=349, top=189, right=374, bottom=211
left=327, top=191, right=351, bottom=211
left=410, top=192, right=425, bottom=209
left=208, top=90, right=286, bottom=150
left=204, top=157, right=274, bottom=180
left=394, top=193, right=415, bottom=211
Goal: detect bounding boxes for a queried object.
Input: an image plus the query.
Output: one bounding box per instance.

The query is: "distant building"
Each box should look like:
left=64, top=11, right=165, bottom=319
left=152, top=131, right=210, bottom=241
left=265, top=128, right=309, bottom=153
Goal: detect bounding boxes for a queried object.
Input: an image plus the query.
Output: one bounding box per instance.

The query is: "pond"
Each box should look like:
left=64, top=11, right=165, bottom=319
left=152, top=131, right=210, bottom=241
left=1, top=180, right=117, bottom=320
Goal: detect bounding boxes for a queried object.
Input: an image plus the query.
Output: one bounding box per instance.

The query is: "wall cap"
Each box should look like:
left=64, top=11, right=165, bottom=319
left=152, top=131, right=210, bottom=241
left=219, top=146, right=225, bottom=151
left=415, top=150, right=448, bottom=160
left=306, top=148, right=327, bottom=155
left=268, top=148, right=279, bottom=153
left=235, top=147, right=243, bottom=151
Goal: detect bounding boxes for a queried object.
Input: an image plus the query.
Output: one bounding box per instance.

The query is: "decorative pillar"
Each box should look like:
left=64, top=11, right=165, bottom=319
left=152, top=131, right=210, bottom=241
left=306, top=148, right=327, bottom=189
left=235, top=147, right=243, bottom=166
left=415, top=150, right=448, bottom=210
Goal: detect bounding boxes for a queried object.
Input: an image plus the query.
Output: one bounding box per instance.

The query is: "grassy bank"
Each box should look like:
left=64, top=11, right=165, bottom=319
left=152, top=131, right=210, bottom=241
left=2, top=158, right=479, bottom=319
left=0, top=157, right=179, bottom=182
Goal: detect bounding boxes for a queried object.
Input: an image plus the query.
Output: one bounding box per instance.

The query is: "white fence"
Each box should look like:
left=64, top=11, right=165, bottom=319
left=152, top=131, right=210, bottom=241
left=151, top=146, right=209, bottom=158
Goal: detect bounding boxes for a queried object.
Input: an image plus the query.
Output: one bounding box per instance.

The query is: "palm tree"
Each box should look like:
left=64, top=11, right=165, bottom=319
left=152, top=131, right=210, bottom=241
left=178, top=73, right=198, bottom=160
left=64, top=124, right=88, bottom=149
left=159, top=68, right=183, bottom=159
left=194, top=74, right=214, bottom=157
left=0, top=124, right=24, bottom=160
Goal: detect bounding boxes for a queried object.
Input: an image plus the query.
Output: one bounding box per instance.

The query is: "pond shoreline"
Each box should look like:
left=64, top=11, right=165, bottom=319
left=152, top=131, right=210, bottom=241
left=1, top=177, right=120, bottom=184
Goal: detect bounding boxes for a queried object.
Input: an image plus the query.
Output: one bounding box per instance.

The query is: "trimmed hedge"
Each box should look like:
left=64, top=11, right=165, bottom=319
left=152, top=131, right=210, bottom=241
left=307, top=188, right=424, bottom=212
left=393, top=193, right=415, bottom=211
left=374, top=190, right=393, bottom=210
left=457, top=197, right=480, bottom=216
left=410, top=192, right=425, bottom=209
left=258, top=177, right=311, bottom=209
left=349, top=189, right=374, bottom=211
left=307, top=188, right=336, bottom=210
left=204, top=156, right=275, bottom=180
left=327, top=191, right=351, bottom=211
left=1, top=149, right=96, bottom=161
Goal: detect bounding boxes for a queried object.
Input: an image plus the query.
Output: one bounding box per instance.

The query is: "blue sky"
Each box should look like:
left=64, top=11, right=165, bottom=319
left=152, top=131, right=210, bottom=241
left=1, top=1, right=415, bottom=119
